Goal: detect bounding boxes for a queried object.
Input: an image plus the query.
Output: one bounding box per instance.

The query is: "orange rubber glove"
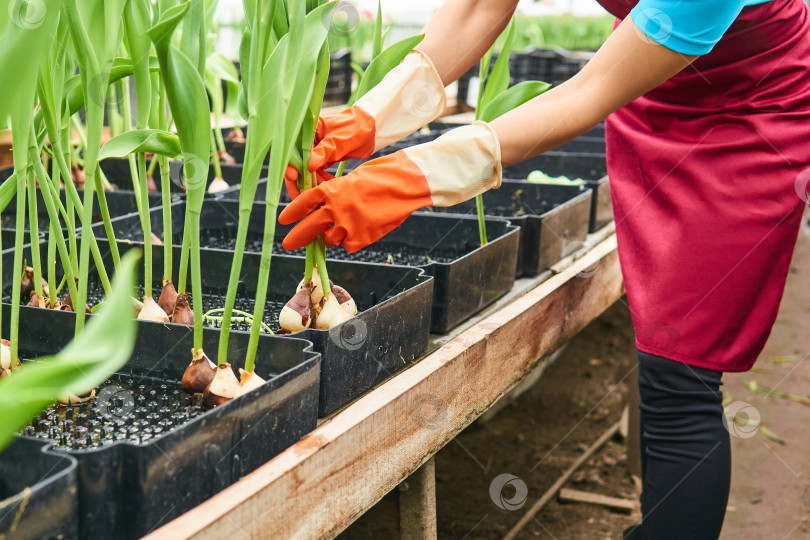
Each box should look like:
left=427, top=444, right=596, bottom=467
left=285, top=50, right=446, bottom=197
left=279, top=122, right=502, bottom=253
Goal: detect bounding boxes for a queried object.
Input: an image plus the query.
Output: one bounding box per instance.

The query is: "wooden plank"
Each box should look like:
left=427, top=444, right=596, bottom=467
left=558, top=488, right=636, bottom=513
left=144, top=234, right=623, bottom=540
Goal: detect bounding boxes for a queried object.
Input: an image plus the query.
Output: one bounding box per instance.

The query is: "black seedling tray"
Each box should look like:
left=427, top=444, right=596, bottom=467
left=502, top=152, right=611, bottom=233
left=0, top=166, right=165, bottom=237
left=105, top=199, right=519, bottom=334
left=456, top=49, right=586, bottom=104
left=325, top=49, right=353, bottom=106
left=421, top=180, right=592, bottom=277
left=0, top=437, right=79, bottom=539
left=4, top=302, right=320, bottom=540
left=42, top=233, right=433, bottom=416
left=99, top=157, right=243, bottom=197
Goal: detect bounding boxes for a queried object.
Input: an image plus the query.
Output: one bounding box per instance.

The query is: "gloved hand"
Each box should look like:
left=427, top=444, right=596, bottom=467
left=285, top=50, right=446, bottom=197
left=279, top=122, right=502, bottom=253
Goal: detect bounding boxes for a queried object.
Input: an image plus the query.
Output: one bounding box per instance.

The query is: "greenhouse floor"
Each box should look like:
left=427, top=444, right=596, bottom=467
left=341, top=209, right=810, bottom=540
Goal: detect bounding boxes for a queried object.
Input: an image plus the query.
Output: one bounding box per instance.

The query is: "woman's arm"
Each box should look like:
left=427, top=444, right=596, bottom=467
left=492, top=17, right=697, bottom=166
left=417, top=0, right=520, bottom=86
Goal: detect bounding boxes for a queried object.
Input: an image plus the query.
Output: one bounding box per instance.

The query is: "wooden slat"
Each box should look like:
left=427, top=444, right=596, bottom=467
left=144, top=234, right=623, bottom=540
left=558, top=489, right=636, bottom=513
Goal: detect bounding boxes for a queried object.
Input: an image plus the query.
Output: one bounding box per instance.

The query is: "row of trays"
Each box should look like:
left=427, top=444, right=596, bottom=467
left=0, top=132, right=611, bottom=540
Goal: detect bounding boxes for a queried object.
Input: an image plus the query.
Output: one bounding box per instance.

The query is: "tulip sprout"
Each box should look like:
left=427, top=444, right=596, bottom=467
left=473, top=18, right=552, bottom=246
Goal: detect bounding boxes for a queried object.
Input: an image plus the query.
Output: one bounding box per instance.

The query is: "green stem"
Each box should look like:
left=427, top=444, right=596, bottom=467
left=10, top=167, right=26, bottom=364
left=313, top=238, right=332, bottom=298
left=304, top=244, right=314, bottom=281
left=29, top=148, right=79, bottom=308
left=158, top=83, right=172, bottom=282
left=214, top=126, right=227, bottom=154
left=216, top=118, right=266, bottom=364
left=25, top=168, right=44, bottom=300
left=210, top=129, right=223, bottom=180
left=49, top=135, right=111, bottom=294
left=189, top=210, right=203, bottom=354
left=120, top=78, right=143, bottom=215
left=475, top=194, right=488, bottom=246
left=137, top=153, right=152, bottom=297
left=244, top=173, right=283, bottom=374
left=47, top=223, right=57, bottom=306
left=74, top=95, right=105, bottom=334
left=335, top=160, right=347, bottom=178
left=177, top=211, right=190, bottom=294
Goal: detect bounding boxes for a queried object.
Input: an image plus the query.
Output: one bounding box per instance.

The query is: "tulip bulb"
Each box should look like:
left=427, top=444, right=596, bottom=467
left=234, top=369, right=266, bottom=398
left=315, top=294, right=351, bottom=330
left=208, top=177, right=230, bottom=193
left=157, top=281, right=178, bottom=317
left=181, top=349, right=217, bottom=394
left=203, top=364, right=240, bottom=408
left=332, top=284, right=357, bottom=316
left=138, top=296, right=169, bottom=322
left=279, top=288, right=314, bottom=333
left=172, top=294, right=194, bottom=325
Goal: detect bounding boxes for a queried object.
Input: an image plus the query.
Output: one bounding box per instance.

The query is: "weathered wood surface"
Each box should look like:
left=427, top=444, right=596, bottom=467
left=145, top=234, right=623, bottom=540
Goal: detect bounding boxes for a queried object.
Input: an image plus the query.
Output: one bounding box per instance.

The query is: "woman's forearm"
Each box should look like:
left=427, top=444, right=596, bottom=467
left=416, top=0, right=519, bottom=86
left=492, top=18, right=696, bottom=166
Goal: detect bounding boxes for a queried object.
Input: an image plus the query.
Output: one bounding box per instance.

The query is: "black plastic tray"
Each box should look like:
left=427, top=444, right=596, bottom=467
left=0, top=166, right=166, bottom=236
left=99, top=157, right=243, bottom=197
left=0, top=438, right=79, bottom=539
left=46, top=233, right=433, bottom=416
left=421, top=180, right=592, bottom=277
left=502, top=152, right=611, bottom=233
left=4, top=302, right=320, bottom=540
left=104, top=199, right=518, bottom=334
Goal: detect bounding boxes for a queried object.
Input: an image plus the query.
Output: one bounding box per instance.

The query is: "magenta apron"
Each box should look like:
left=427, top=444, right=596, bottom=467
left=597, top=0, right=810, bottom=371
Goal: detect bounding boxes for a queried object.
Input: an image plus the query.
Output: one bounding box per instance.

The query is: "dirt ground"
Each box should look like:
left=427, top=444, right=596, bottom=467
left=344, top=209, right=810, bottom=539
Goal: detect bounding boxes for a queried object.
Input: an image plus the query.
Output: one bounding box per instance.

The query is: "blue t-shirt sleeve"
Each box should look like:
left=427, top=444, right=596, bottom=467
left=630, top=0, right=750, bottom=55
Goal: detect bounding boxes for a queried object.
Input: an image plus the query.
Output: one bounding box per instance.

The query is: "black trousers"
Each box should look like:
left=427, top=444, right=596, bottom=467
left=624, top=352, right=731, bottom=540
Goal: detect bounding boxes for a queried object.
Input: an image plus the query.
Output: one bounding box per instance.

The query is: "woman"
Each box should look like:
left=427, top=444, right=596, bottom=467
left=280, top=0, right=810, bottom=537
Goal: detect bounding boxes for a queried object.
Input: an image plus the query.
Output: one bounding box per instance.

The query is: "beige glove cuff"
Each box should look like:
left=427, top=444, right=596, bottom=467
left=404, top=121, right=503, bottom=207
left=355, top=50, right=447, bottom=152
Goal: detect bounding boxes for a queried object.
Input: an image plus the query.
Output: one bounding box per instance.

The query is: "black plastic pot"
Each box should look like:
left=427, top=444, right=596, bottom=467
left=0, top=438, right=79, bottom=539
left=502, top=152, right=611, bottom=233
left=104, top=199, right=518, bottom=334
left=6, top=302, right=320, bottom=540
left=421, top=180, right=592, bottom=277
left=45, top=231, right=433, bottom=415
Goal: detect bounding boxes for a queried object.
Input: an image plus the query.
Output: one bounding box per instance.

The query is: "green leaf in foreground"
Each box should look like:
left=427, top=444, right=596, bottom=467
left=0, top=249, right=141, bottom=452
left=98, top=129, right=182, bottom=161
left=479, top=80, right=551, bottom=123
